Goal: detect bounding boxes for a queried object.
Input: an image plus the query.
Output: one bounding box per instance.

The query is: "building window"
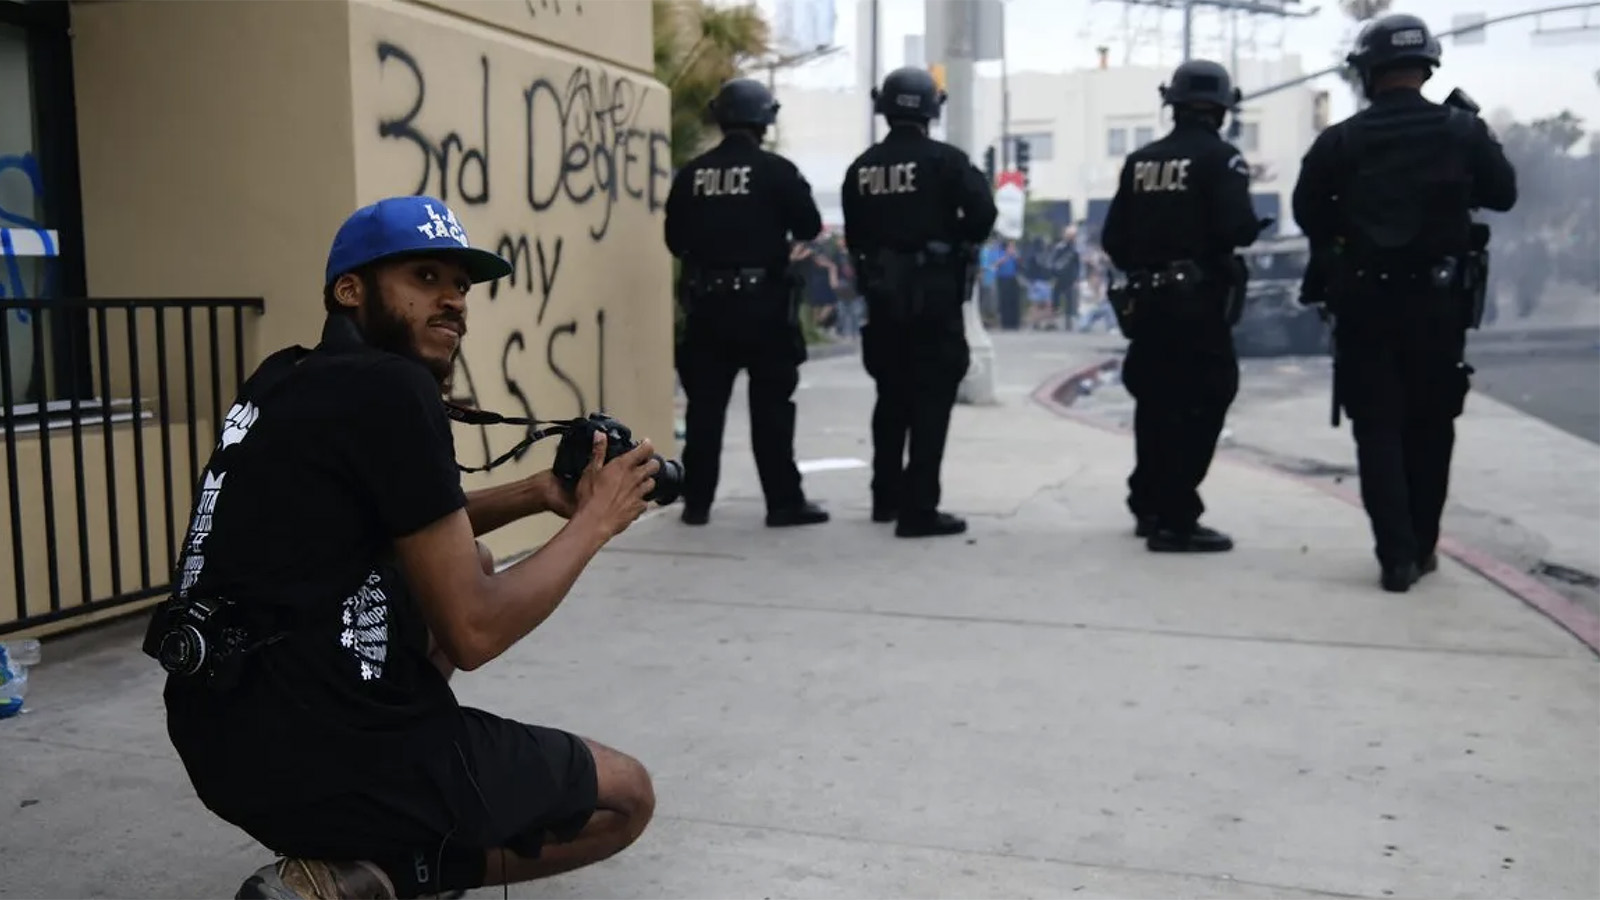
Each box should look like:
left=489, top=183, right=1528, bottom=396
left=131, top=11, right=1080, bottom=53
left=1237, top=121, right=1260, bottom=153
left=1007, top=131, right=1053, bottom=162
left=1133, top=126, right=1154, bottom=149
left=0, top=2, right=87, bottom=413
left=1107, top=127, right=1127, bottom=157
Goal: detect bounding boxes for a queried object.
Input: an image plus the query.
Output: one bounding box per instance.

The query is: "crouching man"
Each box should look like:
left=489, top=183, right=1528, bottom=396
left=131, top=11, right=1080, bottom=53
left=146, top=196, right=659, bottom=899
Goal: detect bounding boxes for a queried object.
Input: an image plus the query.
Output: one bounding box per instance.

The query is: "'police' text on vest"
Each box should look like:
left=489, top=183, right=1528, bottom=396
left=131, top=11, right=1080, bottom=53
left=1133, top=158, right=1190, bottom=193
left=858, top=162, right=917, bottom=196
left=693, top=166, right=752, bottom=197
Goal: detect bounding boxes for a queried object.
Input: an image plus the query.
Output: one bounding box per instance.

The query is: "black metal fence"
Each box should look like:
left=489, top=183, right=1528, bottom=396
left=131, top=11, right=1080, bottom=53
left=0, top=297, right=263, bottom=635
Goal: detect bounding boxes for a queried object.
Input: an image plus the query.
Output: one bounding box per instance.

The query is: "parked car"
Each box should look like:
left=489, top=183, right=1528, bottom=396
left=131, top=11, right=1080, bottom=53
left=1232, top=234, right=1330, bottom=357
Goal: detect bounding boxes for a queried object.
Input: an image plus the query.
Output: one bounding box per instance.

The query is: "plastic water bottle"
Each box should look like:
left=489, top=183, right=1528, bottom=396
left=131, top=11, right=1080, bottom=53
left=0, top=639, right=40, bottom=719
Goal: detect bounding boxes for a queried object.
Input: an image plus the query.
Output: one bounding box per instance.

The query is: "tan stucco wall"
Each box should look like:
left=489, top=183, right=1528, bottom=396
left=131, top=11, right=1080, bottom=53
left=2, top=0, right=672, bottom=631
left=346, top=0, right=675, bottom=561
left=410, top=0, right=654, bottom=73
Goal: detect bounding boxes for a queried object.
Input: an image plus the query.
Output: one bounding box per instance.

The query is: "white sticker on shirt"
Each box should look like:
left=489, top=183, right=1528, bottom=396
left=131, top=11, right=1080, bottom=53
left=340, top=569, right=391, bottom=681
left=217, top=401, right=260, bottom=450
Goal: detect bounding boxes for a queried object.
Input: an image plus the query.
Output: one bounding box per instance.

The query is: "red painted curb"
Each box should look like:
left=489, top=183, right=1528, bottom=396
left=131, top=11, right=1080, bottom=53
left=1031, top=358, right=1600, bottom=656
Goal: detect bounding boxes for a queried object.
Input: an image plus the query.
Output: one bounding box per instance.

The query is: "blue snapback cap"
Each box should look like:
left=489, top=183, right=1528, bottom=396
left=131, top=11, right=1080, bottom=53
left=324, top=195, right=514, bottom=286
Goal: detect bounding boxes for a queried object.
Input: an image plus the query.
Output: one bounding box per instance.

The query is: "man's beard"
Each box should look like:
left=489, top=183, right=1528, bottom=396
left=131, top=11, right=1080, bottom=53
left=359, top=277, right=457, bottom=391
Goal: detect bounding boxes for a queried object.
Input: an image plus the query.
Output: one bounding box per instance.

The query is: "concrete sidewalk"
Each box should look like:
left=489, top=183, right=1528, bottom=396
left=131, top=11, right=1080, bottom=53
left=2, top=334, right=1596, bottom=899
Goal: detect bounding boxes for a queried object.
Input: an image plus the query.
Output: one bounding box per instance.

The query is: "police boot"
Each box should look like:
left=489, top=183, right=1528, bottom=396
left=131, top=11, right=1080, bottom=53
left=1419, top=552, right=1439, bottom=576
left=896, top=511, right=968, bottom=538
left=1146, top=524, right=1234, bottom=553
left=235, top=859, right=395, bottom=899
left=1381, top=561, right=1421, bottom=593
left=766, top=501, right=830, bottom=528
left=872, top=502, right=898, bottom=523
left=681, top=505, right=711, bottom=526
left=1134, top=515, right=1159, bottom=538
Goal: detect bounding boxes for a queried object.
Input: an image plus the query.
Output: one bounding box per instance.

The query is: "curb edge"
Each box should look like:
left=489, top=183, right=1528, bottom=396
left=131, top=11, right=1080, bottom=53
left=1030, top=357, right=1600, bottom=657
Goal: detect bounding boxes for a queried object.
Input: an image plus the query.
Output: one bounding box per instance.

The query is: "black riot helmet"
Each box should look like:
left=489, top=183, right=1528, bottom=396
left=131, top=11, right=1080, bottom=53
left=708, top=77, right=780, bottom=128
left=1159, top=59, right=1241, bottom=111
left=872, top=66, right=946, bottom=122
left=1345, top=13, right=1442, bottom=97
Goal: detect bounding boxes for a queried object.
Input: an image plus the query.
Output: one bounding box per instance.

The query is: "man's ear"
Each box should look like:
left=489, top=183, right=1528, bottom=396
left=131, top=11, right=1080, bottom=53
left=332, top=272, right=364, bottom=311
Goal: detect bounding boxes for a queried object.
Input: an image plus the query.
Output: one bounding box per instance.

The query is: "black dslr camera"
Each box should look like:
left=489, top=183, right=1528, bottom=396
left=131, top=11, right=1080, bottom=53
left=141, top=596, right=260, bottom=693
left=551, top=412, right=684, bottom=505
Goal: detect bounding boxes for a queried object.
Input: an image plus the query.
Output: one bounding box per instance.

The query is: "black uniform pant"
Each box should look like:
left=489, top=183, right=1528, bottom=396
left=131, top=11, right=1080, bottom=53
left=1335, top=298, right=1471, bottom=569
left=1122, top=322, right=1239, bottom=531
left=859, top=308, right=969, bottom=517
left=675, top=308, right=807, bottom=513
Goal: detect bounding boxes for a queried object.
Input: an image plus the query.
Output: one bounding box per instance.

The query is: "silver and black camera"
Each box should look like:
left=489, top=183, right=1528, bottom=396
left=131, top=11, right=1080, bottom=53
left=141, top=596, right=258, bottom=692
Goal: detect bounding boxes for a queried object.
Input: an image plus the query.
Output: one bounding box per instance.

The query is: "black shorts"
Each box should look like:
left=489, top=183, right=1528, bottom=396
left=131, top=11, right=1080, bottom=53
left=234, top=708, right=598, bottom=898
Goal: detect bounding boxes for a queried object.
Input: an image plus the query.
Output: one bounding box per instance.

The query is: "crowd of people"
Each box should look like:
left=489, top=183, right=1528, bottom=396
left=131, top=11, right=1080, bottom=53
left=789, top=225, right=1125, bottom=340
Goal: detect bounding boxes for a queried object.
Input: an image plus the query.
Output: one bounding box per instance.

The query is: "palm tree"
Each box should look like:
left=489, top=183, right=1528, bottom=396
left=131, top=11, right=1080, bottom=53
left=653, top=0, right=772, bottom=169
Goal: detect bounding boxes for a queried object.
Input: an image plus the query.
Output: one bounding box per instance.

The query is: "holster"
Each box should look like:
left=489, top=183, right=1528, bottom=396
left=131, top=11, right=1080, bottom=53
left=1225, top=255, right=1249, bottom=327
left=1461, top=222, right=1491, bottom=330
left=855, top=244, right=968, bottom=325
left=1300, top=250, right=1330, bottom=310
left=1106, top=282, right=1138, bottom=338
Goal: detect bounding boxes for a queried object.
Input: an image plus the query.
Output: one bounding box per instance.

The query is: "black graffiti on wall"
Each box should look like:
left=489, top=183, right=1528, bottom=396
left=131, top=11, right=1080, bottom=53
left=376, top=43, right=491, bottom=206
left=523, top=67, right=673, bottom=241
left=443, top=228, right=610, bottom=470
left=447, top=306, right=609, bottom=471
left=373, top=41, right=671, bottom=239
left=525, top=0, right=583, bottom=16
left=373, top=39, right=654, bottom=470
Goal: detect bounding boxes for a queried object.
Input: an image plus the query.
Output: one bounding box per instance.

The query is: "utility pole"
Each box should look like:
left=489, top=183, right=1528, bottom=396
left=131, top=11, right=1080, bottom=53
left=943, top=2, right=977, bottom=156
left=868, top=0, right=881, bottom=143
left=936, top=0, right=997, bottom=406
left=1183, top=1, right=1194, bottom=60
left=1000, top=1, right=1011, bottom=168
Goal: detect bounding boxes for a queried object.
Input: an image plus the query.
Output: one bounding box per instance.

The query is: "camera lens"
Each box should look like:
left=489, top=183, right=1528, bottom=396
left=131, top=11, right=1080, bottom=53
left=648, top=455, right=685, bottom=505
left=157, top=626, right=207, bottom=677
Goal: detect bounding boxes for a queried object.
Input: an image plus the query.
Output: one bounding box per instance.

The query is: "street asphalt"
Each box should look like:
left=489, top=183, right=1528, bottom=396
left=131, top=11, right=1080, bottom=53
left=1467, top=325, right=1600, bottom=446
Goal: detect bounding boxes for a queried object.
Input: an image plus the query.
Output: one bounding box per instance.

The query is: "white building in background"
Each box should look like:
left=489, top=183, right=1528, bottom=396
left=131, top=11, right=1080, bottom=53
left=771, top=53, right=1331, bottom=239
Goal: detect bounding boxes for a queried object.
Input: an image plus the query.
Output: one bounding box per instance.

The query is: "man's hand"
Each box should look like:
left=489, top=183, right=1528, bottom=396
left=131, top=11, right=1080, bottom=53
left=526, top=469, right=578, bottom=519
left=573, top=432, right=660, bottom=539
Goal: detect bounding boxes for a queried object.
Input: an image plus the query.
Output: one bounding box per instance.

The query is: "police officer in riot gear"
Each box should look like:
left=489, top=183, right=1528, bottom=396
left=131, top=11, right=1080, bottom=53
left=840, top=66, right=998, bottom=538
left=665, top=77, right=830, bottom=528
left=1101, top=59, right=1265, bottom=553
left=1293, top=13, right=1516, bottom=592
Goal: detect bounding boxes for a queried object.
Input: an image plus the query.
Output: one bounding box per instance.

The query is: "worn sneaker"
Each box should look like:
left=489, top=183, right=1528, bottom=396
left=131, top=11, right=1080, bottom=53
left=235, top=858, right=396, bottom=899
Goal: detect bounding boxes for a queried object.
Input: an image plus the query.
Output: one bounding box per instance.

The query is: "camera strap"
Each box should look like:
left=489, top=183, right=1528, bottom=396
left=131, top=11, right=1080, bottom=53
left=443, top=402, right=574, bottom=474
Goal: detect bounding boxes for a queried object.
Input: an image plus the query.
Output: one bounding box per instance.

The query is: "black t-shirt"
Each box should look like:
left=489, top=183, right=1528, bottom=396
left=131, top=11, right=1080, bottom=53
left=163, top=317, right=468, bottom=815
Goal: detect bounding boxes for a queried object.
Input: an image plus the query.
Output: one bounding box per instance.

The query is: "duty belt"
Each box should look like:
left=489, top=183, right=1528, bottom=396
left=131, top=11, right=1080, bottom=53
left=686, top=267, right=775, bottom=293
left=1350, top=258, right=1458, bottom=291
left=1120, top=259, right=1205, bottom=291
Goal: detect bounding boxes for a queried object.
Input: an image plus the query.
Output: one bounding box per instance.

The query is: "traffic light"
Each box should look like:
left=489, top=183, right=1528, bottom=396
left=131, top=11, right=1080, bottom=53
left=983, top=145, right=997, bottom=186
left=1015, top=138, right=1032, bottom=186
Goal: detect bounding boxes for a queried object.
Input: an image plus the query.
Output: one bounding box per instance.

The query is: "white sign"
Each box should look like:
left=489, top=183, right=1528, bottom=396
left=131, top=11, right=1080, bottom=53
left=994, top=183, right=1025, bottom=240
left=924, top=0, right=1004, bottom=62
